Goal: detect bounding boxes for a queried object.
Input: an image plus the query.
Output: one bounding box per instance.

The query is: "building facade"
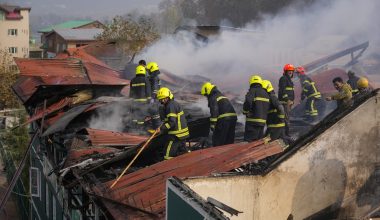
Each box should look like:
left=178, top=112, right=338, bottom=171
left=0, top=4, right=30, bottom=58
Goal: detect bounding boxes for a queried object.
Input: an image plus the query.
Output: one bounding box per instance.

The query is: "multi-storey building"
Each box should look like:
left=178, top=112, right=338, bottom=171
left=0, top=4, right=31, bottom=58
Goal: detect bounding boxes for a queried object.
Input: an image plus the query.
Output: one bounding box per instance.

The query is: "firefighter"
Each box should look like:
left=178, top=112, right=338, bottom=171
left=347, top=70, right=360, bottom=96
left=325, top=77, right=353, bottom=109
left=243, top=75, right=270, bottom=142
left=262, top=80, right=286, bottom=142
left=355, top=77, right=372, bottom=101
left=129, top=65, right=152, bottom=127
left=296, top=66, right=322, bottom=122
left=138, top=59, right=146, bottom=67
left=278, top=64, right=295, bottom=136
left=201, top=82, right=237, bottom=146
left=157, top=87, right=189, bottom=160
left=146, top=62, right=161, bottom=100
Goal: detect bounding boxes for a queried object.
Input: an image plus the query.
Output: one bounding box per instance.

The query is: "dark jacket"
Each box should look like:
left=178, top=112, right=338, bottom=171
left=161, top=99, right=189, bottom=140
left=347, top=75, right=360, bottom=95
left=149, top=70, right=161, bottom=98
left=301, top=76, right=321, bottom=100
left=278, top=74, right=294, bottom=103
left=207, top=87, right=237, bottom=128
left=267, top=91, right=285, bottom=128
left=243, top=84, right=270, bottom=126
left=129, top=75, right=151, bottom=102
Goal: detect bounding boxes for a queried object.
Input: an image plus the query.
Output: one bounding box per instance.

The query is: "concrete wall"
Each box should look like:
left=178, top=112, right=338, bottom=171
left=0, top=9, right=29, bottom=58
left=185, top=93, right=380, bottom=220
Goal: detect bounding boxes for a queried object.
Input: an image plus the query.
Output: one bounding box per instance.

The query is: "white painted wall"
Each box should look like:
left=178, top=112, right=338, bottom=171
left=185, top=93, right=380, bottom=220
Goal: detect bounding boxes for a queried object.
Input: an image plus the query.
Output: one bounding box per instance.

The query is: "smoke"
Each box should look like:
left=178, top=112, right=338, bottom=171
left=140, top=0, right=380, bottom=94
left=88, top=101, right=131, bottom=132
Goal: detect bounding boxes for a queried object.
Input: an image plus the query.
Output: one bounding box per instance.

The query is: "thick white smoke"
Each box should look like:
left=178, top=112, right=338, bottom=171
left=140, top=0, right=380, bottom=94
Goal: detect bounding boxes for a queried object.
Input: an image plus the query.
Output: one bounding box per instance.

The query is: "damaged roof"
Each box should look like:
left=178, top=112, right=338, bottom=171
left=91, top=140, right=284, bottom=219
left=12, top=58, right=129, bottom=104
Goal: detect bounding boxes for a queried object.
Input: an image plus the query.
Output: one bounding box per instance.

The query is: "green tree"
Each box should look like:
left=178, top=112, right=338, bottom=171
left=3, top=110, right=30, bottom=162
left=0, top=50, right=20, bottom=109
left=97, top=15, right=160, bottom=54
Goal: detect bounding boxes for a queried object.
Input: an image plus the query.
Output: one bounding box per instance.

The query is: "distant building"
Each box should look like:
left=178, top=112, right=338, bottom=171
left=0, top=4, right=31, bottom=58
left=38, top=20, right=104, bottom=57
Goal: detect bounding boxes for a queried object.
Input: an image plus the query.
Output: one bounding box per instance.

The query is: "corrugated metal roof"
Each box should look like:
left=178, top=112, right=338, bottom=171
left=38, top=20, right=95, bottom=33
left=93, top=140, right=284, bottom=219
left=25, top=97, right=72, bottom=125
left=85, top=128, right=148, bottom=146
left=13, top=58, right=129, bottom=104
left=54, top=28, right=103, bottom=41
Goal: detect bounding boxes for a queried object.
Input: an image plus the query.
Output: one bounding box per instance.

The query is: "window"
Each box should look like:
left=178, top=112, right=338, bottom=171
left=8, top=47, right=17, bottom=54
left=29, top=167, right=40, bottom=197
left=8, top=29, right=18, bottom=36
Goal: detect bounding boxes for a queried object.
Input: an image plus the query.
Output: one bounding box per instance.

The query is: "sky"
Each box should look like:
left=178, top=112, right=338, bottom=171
left=0, top=0, right=160, bottom=18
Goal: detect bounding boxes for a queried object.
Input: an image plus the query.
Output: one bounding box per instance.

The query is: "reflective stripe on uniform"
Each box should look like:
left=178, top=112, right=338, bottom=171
left=352, top=89, right=359, bottom=93
left=165, top=123, right=170, bottom=129
left=246, top=118, right=266, bottom=123
left=164, top=141, right=174, bottom=160
left=308, top=93, right=321, bottom=98
left=254, top=97, right=270, bottom=102
left=268, top=109, right=278, bottom=113
left=282, top=94, right=288, bottom=98
left=210, top=118, right=217, bottom=122
left=285, top=87, right=294, bottom=91
left=278, top=114, right=285, bottom=119
left=167, top=111, right=184, bottom=117
left=268, top=123, right=285, bottom=128
left=168, top=127, right=189, bottom=135
left=218, top=113, right=237, bottom=119
left=216, top=96, right=227, bottom=102
left=131, top=83, right=146, bottom=87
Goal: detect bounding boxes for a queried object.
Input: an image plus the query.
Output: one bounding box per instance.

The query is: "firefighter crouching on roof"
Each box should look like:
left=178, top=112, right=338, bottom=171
left=201, top=82, right=237, bottom=146
left=354, top=77, right=372, bottom=102
left=261, top=80, right=287, bottom=143
left=146, top=62, right=161, bottom=101
left=278, top=64, right=295, bottom=136
left=243, top=75, right=270, bottom=142
left=296, top=66, right=322, bottom=122
left=325, top=77, right=353, bottom=109
left=347, top=70, right=360, bottom=96
left=156, top=87, right=190, bottom=160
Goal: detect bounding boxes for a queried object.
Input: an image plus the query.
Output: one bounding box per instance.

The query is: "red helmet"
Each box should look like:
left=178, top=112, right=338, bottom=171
left=283, top=64, right=295, bottom=72
left=296, top=66, right=305, bottom=75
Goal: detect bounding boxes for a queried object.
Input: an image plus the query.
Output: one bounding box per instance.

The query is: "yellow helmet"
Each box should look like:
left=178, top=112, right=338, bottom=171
left=136, top=65, right=146, bottom=75
left=157, top=87, right=173, bottom=100
left=357, top=77, right=369, bottom=89
left=262, top=80, right=274, bottom=92
left=201, top=82, right=215, bottom=96
left=249, top=75, right=263, bottom=85
left=146, top=62, right=159, bottom=72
